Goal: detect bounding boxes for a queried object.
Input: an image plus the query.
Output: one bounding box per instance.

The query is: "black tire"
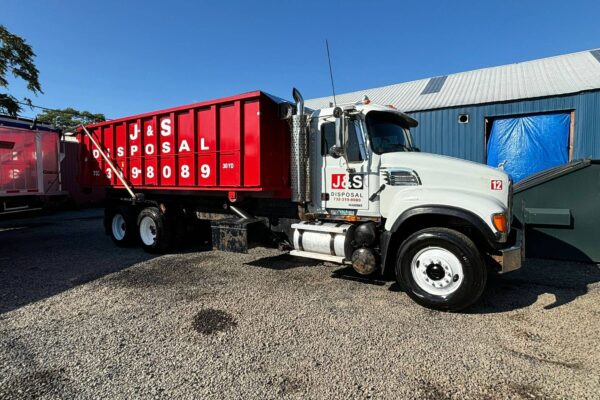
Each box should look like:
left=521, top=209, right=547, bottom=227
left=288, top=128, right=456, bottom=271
left=395, top=227, right=487, bottom=312
left=137, top=207, right=173, bottom=253
left=104, top=206, right=138, bottom=247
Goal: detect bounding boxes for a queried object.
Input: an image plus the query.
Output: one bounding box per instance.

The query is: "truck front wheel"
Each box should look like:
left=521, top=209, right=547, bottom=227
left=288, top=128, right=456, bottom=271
left=396, top=227, right=487, bottom=312
left=137, top=207, right=173, bottom=253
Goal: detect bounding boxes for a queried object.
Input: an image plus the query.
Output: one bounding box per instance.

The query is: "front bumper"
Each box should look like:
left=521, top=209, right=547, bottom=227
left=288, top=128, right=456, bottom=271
left=492, top=244, right=522, bottom=273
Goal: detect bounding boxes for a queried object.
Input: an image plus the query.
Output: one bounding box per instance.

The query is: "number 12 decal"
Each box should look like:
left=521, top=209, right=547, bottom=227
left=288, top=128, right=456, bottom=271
left=491, top=180, right=503, bottom=190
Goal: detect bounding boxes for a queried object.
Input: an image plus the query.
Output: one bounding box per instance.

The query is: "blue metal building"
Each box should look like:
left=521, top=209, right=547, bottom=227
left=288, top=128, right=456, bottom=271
left=307, top=49, right=600, bottom=182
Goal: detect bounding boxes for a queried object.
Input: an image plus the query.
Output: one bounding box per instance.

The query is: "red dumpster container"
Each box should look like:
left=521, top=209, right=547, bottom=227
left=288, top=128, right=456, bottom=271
left=0, top=116, right=66, bottom=212
left=79, top=91, right=291, bottom=198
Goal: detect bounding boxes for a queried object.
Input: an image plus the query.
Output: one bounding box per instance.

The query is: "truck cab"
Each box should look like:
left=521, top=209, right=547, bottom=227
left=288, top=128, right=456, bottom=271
left=310, top=101, right=511, bottom=234
left=289, top=90, right=522, bottom=311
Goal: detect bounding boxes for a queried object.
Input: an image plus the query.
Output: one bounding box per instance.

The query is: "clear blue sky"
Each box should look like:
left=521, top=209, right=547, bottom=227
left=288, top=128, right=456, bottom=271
left=3, top=0, right=600, bottom=120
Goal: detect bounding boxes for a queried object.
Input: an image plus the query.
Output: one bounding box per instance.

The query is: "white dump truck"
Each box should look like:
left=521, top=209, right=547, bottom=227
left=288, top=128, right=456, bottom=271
left=80, top=88, right=522, bottom=311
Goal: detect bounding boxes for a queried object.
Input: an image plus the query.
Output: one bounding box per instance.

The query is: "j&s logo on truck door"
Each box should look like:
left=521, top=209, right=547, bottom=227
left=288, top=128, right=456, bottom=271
left=328, top=173, right=367, bottom=210
left=331, top=173, right=364, bottom=190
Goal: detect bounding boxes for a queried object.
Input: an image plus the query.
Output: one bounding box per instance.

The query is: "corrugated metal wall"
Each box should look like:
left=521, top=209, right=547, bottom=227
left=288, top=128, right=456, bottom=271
left=408, top=90, right=600, bottom=163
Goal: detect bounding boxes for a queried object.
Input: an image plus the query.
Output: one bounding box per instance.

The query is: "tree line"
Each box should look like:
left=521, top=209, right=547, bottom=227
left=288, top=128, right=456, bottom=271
left=0, top=24, right=105, bottom=132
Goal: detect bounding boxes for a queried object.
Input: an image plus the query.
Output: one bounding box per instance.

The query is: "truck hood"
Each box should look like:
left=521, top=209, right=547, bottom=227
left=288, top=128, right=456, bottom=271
left=380, top=152, right=511, bottom=205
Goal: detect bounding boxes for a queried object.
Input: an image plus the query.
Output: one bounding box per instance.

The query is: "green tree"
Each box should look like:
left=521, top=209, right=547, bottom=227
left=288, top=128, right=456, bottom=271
left=0, top=25, right=42, bottom=116
left=37, top=108, right=106, bottom=133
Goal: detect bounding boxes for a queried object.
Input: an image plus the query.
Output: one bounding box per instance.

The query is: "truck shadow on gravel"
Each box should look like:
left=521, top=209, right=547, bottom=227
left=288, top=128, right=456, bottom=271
left=331, top=266, right=388, bottom=286
left=0, top=209, right=213, bottom=315
left=470, top=258, right=600, bottom=313
left=373, top=258, right=599, bottom=314
left=0, top=368, right=74, bottom=400
left=0, top=243, right=156, bottom=315
left=102, top=252, right=221, bottom=290
left=305, top=259, right=599, bottom=314
left=244, top=253, right=322, bottom=270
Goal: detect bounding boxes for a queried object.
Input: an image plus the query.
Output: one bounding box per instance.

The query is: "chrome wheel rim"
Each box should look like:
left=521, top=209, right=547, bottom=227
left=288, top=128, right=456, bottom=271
left=411, top=246, right=464, bottom=296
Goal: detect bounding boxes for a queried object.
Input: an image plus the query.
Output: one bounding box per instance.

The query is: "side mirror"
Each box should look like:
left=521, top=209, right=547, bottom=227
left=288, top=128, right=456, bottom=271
left=334, top=108, right=347, bottom=149
left=328, top=145, right=343, bottom=158
left=333, top=107, right=350, bottom=165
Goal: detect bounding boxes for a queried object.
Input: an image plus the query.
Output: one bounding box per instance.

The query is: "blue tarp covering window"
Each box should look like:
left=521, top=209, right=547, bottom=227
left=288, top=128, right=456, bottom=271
left=487, top=113, right=570, bottom=182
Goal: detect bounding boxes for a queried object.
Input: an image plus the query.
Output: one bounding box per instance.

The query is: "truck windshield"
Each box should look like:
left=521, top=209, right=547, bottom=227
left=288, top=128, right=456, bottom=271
left=366, top=111, right=412, bottom=154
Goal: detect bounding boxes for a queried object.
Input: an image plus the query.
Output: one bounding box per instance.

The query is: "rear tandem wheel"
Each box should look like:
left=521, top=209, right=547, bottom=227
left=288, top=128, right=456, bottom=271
left=137, top=207, right=174, bottom=253
left=104, top=206, right=138, bottom=247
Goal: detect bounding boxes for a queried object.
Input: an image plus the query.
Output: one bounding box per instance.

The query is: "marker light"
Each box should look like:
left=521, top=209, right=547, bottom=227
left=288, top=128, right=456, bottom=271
left=492, top=213, right=507, bottom=233
left=362, top=95, right=371, bottom=105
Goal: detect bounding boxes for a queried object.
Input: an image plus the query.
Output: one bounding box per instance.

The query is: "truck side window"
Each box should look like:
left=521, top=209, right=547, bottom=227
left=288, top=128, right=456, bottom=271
left=347, top=120, right=366, bottom=162
left=321, top=121, right=365, bottom=162
left=321, top=122, right=336, bottom=156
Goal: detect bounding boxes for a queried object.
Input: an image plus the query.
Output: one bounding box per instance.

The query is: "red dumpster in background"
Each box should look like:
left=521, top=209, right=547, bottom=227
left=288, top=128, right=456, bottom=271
left=0, top=116, right=66, bottom=213
left=61, top=137, right=105, bottom=207
left=79, top=91, right=291, bottom=199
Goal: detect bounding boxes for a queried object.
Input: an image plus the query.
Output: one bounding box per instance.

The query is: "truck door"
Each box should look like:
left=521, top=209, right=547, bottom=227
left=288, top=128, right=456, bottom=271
left=319, top=117, right=371, bottom=213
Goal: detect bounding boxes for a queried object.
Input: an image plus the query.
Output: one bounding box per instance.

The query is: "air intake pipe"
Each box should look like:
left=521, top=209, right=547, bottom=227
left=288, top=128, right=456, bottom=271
left=290, top=88, right=310, bottom=211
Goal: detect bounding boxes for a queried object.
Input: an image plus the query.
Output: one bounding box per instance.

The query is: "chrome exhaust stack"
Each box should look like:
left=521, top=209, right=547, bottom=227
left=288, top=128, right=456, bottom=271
left=290, top=88, right=310, bottom=207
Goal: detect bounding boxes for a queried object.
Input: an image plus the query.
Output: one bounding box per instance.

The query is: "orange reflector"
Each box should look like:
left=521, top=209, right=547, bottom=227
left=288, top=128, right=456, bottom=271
left=344, top=215, right=360, bottom=222
left=492, top=213, right=507, bottom=233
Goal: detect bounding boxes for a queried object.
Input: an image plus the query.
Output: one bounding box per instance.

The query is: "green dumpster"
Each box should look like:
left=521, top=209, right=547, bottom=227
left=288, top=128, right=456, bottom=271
left=513, top=159, right=600, bottom=263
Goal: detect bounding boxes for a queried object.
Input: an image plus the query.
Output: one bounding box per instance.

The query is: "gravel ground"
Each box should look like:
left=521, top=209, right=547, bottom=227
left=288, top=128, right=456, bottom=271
left=1, top=209, right=599, bottom=399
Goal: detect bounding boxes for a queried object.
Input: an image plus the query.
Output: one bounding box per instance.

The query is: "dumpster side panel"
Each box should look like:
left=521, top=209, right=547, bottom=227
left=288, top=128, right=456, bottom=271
left=78, top=91, right=291, bottom=198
